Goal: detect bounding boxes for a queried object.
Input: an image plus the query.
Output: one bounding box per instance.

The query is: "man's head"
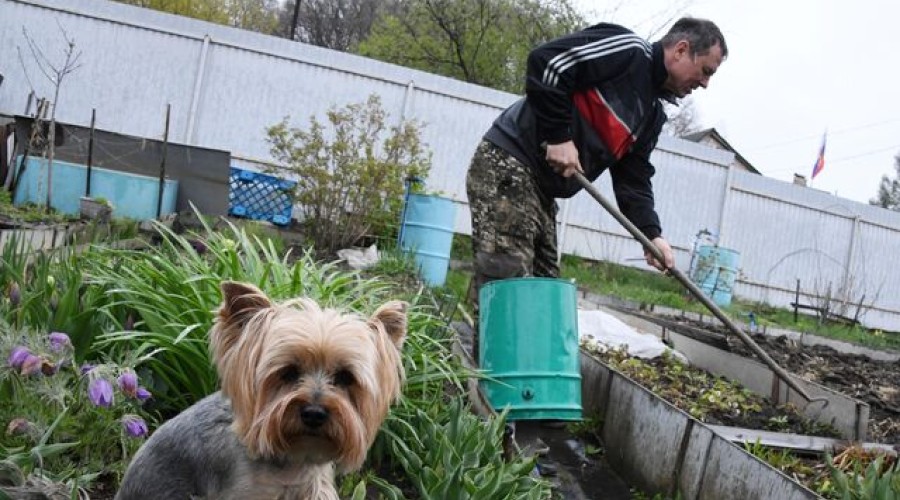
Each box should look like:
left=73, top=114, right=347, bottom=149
left=660, top=17, right=727, bottom=98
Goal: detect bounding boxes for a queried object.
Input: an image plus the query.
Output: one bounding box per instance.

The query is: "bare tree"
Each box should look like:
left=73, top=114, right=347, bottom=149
left=579, top=0, right=694, bottom=39
left=278, top=0, right=392, bottom=51
left=810, top=278, right=880, bottom=328
left=662, top=98, right=701, bottom=137
left=808, top=252, right=883, bottom=328
left=18, top=24, right=82, bottom=211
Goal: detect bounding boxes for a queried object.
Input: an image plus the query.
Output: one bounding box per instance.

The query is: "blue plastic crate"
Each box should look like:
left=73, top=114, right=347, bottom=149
left=228, top=167, right=296, bottom=226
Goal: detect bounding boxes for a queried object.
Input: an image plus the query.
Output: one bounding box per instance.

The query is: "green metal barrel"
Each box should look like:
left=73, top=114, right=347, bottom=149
left=478, top=277, right=582, bottom=421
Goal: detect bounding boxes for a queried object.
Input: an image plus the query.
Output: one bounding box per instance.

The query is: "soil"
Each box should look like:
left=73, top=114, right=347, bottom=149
left=663, top=315, right=900, bottom=445
left=515, top=421, right=633, bottom=500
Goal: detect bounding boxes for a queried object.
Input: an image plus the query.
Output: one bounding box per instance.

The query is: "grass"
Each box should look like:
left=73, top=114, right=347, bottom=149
left=559, top=254, right=692, bottom=310
left=447, top=234, right=900, bottom=353
left=731, top=301, right=900, bottom=352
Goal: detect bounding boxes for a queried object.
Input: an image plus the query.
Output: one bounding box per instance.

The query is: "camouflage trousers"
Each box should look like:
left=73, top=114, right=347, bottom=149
left=466, top=140, right=559, bottom=309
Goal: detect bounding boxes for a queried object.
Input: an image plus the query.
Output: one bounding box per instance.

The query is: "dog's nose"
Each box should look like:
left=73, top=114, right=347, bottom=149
left=300, top=404, right=329, bottom=428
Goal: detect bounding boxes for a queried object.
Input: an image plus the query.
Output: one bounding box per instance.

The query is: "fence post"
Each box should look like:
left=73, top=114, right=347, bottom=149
left=85, top=108, right=95, bottom=197
left=840, top=216, right=860, bottom=302
left=716, top=164, right=735, bottom=247
left=400, top=80, right=416, bottom=123
left=185, top=34, right=211, bottom=145
left=157, top=104, right=171, bottom=219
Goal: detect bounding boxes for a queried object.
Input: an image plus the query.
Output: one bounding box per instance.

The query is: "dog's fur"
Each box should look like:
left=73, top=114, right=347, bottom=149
left=115, top=281, right=407, bottom=499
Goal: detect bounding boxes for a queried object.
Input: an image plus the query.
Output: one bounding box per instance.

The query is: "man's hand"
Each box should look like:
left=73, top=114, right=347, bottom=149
left=545, top=141, right=583, bottom=178
left=644, top=236, right=674, bottom=272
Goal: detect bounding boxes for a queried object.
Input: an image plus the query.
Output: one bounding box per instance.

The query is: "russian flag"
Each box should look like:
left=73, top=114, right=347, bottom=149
left=811, top=132, right=826, bottom=180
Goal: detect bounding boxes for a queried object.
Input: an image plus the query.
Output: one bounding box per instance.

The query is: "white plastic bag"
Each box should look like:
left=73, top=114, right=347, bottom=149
left=578, top=309, right=686, bottom=362
left=336, top=244, right=380, bottom=270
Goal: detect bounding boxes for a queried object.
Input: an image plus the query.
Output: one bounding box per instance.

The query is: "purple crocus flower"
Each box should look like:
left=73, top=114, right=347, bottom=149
left=8, top=346, right=30, bottom=369
left=117, top=371, right=138, bottom=398
left=6, top=418, right=36, bottom=437
left=136, top=387, right=152, bottom=402
left=189, top=239, right=208, bottom=255
left=123, top=314, right=135, bottom=331
left=48, top=332, right=71, bottom=352
left=20, top=354, right=43, bottom=376
left=8, top=282, right=20, bottom=307
left=88, top=378, right=114, bottom=407
left=121, top=415, right=148, bottom=438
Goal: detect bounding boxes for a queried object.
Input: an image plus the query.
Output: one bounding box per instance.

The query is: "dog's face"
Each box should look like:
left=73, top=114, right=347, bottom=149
left=210, top=282, right=407, bottom=472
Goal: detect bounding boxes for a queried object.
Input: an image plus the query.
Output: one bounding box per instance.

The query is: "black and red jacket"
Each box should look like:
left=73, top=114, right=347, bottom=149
left=484, top=23, right=672, bottom=240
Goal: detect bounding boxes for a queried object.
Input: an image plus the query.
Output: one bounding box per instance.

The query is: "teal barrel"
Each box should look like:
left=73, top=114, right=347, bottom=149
left=690, top=245, right=741, bottom=307
left=399, top=194, right=457, bottom=286
left=479, top=278, right=582, bottom=421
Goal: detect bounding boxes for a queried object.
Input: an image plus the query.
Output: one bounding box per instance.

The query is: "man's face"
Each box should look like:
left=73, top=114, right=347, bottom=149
left=664, top=40, right=724, bottom=98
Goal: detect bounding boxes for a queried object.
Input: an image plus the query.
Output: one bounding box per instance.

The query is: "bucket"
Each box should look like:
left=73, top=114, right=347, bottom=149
left=399, top=194, right=456, bottom=286
left=691, top=245, right=741, bottom=307
left=479, top=277, right=582, bottom=421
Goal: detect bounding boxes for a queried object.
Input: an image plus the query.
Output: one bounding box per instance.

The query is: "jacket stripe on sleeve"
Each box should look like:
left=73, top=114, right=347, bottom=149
left=542, top=34, right=651, bottom=87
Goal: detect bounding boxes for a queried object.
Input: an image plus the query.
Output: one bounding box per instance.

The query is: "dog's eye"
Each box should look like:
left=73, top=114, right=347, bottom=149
left=333, top=369, right=355, bottom=388
left=280, top=366, right=301, bottom=384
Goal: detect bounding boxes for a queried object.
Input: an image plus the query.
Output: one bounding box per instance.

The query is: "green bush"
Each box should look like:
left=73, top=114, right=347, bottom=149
left=266, top=94, right=432, bottom=255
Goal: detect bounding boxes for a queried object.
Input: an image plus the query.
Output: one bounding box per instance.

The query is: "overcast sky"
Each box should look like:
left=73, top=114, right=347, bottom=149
left=575, top=0, right=898, bottom=205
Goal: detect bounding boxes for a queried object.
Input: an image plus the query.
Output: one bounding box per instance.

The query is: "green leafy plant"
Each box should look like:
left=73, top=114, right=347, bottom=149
left=742, top=439, right=810, bottom=475
left=266, top=94, right=432, bottom=255
left=0, top=234, right=113, bottom=360
left=382, top=399, right=550, bottom=499
left=821, top=448, right=900, bottom=499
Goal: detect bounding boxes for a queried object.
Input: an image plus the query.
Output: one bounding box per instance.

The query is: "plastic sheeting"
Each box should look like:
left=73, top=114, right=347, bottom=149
left=578, top=308, right=686, bottom=362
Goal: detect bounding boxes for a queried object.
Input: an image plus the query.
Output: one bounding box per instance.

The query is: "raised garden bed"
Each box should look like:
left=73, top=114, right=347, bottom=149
left=660, top=314, right=900, bottom=445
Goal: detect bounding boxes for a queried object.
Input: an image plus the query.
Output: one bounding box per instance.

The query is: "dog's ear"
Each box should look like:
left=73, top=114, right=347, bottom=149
left=218, top=281, right=272, bottom=328
left=369, top=300, right=408, bottom=349
left=212, top=281, right=273, bottom=364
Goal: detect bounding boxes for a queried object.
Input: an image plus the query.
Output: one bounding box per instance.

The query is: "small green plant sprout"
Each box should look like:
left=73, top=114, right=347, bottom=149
left=91, top=196, right=112, bottom=208
left=583, top=444, right=603, bottom=457
left=766, top=414, right=790, bottom=431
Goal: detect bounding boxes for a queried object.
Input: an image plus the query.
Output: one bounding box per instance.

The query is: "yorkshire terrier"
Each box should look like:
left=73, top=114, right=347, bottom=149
left=116, top=281, right=408, bottom=499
